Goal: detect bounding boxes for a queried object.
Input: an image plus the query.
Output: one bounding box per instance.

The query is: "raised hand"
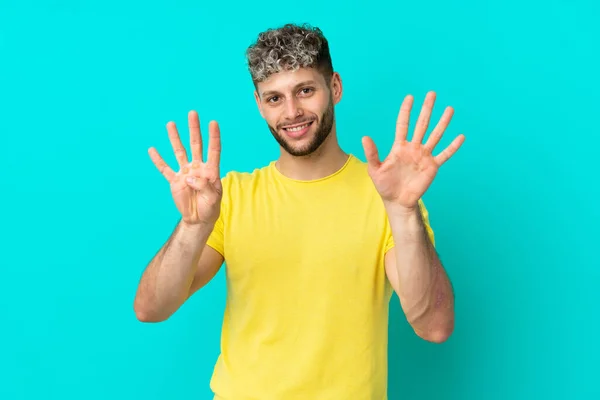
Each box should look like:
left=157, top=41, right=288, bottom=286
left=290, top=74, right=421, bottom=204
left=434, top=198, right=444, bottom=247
left=148, top=111, right=223, bottom=226
left=362, top=91, right=465, bottom=211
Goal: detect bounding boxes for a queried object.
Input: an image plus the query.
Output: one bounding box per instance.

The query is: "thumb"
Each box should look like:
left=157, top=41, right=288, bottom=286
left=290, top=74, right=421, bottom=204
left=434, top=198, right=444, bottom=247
left=361, top=136, right=381, bottom=169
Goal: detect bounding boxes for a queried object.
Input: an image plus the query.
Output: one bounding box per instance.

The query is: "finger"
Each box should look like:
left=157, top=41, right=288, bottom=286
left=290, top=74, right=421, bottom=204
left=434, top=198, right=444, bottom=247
left=395, top=95, right=414, bottom=143
left=166, top=121, right=189, bottom=169
left=361, top=136, right=381, bottom=169
left=148, top=147, right=176, bottom=182
left=207, top=120, right=221, bottom=170
left=434, top=134, right=465, bottom=165
left=412, top=91, right=436, bottom=144
left=424, top=106, right=454, bottom=152
left=188, top=110, right=203, bottom=162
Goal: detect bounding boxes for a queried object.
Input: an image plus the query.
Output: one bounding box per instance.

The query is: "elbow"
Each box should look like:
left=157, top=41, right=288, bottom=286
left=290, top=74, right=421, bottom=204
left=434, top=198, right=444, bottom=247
left=133, top=299, right=169, bottom=323
left=419, top=327, right=453, bottom=343
left=415, top=321, right=454, bottom=344
left=412, top=299, right=455, bottom=344
left=135, top=309, right=162, bottom=323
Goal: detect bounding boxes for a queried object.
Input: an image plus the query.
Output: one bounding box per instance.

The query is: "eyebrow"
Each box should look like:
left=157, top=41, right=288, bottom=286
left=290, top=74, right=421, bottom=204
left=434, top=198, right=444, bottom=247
left=261, top=80, right=318, bottom=98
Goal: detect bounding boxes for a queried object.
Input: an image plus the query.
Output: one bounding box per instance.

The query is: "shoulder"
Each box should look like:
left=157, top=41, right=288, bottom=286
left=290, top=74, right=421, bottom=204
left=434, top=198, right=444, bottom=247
left=221, top=164, right=270, bottom=184
left=219, top=163, right=272, bottom=195
left=344, top=154, right=381, bottom=192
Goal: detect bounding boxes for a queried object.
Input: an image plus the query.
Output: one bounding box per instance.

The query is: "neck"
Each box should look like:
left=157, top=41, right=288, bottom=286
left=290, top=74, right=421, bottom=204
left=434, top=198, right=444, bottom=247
left=275, top=131, right=348, bottom=181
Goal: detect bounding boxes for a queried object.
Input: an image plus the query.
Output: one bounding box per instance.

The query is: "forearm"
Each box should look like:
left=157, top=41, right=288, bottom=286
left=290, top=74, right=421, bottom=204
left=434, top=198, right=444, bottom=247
left=386, top=203, right=454, bottom=342
left=134, top=220, right=213, bottom=322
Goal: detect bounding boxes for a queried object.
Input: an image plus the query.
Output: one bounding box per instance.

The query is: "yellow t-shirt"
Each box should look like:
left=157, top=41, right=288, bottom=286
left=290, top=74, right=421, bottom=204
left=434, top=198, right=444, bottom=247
left=206, top=154, right=434, bottom=400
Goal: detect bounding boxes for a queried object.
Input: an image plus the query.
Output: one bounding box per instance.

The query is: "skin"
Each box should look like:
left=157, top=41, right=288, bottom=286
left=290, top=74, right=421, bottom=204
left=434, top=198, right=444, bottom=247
left=363, top=92, right=465, bottom=343
left=254, top=68, right=348, bottom=181
left=135, top=114, right=224, bottom=322
left=135, top=65, right=464, bottom=345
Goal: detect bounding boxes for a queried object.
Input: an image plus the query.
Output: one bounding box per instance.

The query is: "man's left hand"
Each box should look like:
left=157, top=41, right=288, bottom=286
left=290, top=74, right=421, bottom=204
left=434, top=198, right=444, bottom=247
left=362, top=91, right=465, bottom=213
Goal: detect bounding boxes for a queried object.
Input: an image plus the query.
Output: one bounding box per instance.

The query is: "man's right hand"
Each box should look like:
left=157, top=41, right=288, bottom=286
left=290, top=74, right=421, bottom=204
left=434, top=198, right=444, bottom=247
left=148, top=111, right=223, bottom=227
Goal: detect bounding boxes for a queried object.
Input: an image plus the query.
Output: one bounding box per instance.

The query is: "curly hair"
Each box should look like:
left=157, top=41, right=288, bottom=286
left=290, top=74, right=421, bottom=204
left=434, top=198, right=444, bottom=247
left=246, top=23, right=334, bottom=85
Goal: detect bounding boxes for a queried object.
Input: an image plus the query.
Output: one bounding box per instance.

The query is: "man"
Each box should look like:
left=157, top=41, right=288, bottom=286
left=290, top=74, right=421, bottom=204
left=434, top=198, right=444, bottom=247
left=134, top=23, right=464, bottom=400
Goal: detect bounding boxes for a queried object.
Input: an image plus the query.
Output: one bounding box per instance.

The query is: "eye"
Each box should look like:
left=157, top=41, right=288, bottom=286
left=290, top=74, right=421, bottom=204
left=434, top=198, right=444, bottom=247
left=267, top=96, right=279, bottom=103
left=299, top=87, right=314, bottom=95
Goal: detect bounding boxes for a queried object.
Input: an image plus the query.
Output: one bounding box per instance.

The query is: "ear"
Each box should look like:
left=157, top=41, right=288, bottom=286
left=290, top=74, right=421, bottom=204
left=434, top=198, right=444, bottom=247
left=254, top=90, right=264, bottom=118
left=330, top=72, right=343, bottom=105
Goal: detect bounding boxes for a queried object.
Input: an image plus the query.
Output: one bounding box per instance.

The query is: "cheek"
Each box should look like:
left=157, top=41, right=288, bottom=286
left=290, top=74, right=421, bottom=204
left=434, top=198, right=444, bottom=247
left=312, top=98, right=330, bottom=115
left=261, top=108, right=277, bottom=123
left=268, top=113, right=281, bottom=127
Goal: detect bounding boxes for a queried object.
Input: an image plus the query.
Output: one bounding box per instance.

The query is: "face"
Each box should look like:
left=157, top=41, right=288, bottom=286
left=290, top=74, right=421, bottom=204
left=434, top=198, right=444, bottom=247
left=254, top=67, right=342, bottom=157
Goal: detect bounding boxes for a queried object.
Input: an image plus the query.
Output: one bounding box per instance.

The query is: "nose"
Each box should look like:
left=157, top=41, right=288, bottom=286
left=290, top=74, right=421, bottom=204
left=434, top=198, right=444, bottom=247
left=284, top=97, right=303, bottom=120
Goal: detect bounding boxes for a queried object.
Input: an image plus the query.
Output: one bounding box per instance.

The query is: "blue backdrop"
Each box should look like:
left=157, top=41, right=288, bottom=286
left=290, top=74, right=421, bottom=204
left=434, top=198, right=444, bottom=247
left=1, top=1, right=598, bottom=399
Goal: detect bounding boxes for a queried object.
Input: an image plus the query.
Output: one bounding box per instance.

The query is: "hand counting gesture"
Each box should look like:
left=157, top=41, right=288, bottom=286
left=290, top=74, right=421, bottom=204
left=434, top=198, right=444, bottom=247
left=148, top=111, right=223, bottom=226
left=362, top=91, right=465, bottom=212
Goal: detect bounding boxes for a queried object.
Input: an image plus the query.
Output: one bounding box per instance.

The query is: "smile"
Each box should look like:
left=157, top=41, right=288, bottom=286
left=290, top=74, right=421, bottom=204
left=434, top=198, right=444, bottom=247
left=281, top=121, right=314, bottom=138
left=283, top=121, right=313, bottom=132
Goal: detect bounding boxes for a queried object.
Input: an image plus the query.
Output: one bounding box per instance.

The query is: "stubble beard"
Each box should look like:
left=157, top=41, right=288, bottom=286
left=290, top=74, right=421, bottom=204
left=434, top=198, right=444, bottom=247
left=268, top=99, right=335, bottom=157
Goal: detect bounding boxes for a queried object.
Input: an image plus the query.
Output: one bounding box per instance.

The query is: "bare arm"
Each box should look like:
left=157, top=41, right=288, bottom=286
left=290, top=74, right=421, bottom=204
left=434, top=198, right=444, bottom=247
left=384, top=204, right=454, bottom=343
left=138, top=112, right=225, bottom=322
left=361, top=92, right=462, bottom=343
left=133, top=220, right=223, bottom=322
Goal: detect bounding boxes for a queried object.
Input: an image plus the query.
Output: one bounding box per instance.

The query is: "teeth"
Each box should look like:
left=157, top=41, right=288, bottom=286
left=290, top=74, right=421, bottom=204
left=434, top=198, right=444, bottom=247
left=286, top=123, right=310, bottom=132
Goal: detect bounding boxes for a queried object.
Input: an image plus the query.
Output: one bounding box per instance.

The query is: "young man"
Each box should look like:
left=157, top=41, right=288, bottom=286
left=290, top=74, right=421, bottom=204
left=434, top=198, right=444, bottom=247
left=135, top=23, right=464, bottom=400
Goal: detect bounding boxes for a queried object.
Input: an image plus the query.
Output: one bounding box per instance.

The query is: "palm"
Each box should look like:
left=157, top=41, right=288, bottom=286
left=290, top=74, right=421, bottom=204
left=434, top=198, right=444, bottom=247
left=169, top=161, right=222, bottom=223
left=148, top=111, right=223, bottom=226
left=362, top=92, right=465, bottom=209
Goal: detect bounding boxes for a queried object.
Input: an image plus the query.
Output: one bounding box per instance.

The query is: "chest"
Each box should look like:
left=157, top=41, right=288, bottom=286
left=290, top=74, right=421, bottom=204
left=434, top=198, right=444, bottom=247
left=221, top=186, right=391, bottom=293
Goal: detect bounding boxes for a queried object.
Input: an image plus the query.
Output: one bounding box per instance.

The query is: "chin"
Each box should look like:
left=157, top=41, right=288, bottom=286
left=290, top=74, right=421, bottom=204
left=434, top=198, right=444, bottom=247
left=285, top=136, right=328, bottom=157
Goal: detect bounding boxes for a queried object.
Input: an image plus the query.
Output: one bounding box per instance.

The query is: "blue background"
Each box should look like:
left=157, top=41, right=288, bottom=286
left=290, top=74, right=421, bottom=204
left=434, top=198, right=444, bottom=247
left=1, top=0, right=599, bottom=399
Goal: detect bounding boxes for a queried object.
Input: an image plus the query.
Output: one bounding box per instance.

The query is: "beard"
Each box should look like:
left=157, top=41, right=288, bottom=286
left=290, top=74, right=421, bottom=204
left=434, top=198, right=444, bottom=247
left=267, top=98, right=335, bottom=157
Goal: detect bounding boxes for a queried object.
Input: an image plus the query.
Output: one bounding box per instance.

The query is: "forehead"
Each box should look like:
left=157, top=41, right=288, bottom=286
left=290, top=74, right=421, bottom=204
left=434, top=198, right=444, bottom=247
left=257, top=67, right=325, bottom=96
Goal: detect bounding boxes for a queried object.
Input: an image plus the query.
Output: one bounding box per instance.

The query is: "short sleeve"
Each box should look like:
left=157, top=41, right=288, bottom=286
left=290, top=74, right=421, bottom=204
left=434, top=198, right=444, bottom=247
left=418, top=200, right=435, bottom=247
left=206, top=175, right=229, bottom=257
left=206, top=210, right=225, bottom=257
left=384, top=199, right=435, bottom=253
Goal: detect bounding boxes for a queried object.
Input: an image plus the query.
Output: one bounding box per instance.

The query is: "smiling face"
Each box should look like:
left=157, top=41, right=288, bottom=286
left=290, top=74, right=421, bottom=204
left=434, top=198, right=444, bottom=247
left=254, top=67, right=342, bottom=157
